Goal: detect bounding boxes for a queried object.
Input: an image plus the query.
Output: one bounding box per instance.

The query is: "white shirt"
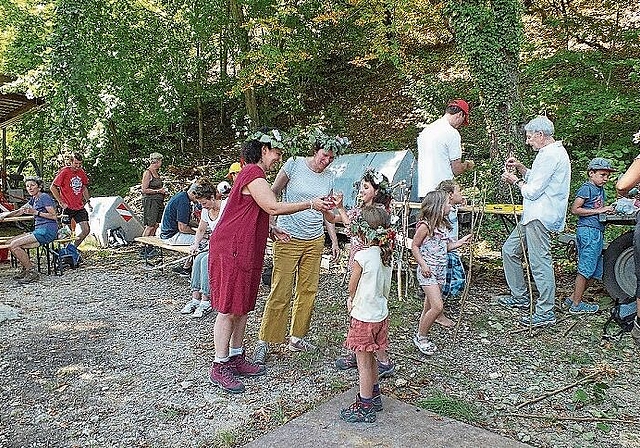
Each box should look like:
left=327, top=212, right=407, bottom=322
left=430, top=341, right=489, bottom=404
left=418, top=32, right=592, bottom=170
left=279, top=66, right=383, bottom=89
left=520, top=140, right=571, bottom=232
left=350, top=246, right=392, bottom=323
left=417, top=116, right=462, bottom=197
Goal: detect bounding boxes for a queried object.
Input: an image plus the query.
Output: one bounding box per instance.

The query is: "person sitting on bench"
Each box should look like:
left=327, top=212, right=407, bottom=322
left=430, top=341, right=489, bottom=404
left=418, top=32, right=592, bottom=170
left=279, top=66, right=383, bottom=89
left=159, top=181, right=200, bottom=276
left=0, top=176, right=58, bottom=284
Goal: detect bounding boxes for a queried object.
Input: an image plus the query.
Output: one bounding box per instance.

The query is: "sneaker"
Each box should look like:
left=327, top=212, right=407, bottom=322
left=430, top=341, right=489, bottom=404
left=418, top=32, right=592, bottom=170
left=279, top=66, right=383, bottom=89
left=562, top=298, right=573, bottom=310
left=372, top=392, right=383, bottom=412
left=497, top=295, right=529, bottom=309
left=18, top=269, right=39, bottom=284
left=631, top=317, right=640, bottom=346
left=335, top=352, right=357, bottom=370
left=209, top=362, right=245, bottom=394
left=377, top=359, right=396, bottom=378
left=340, top=394, right=376, bottom=423
left=519, top=312, right=556, bottom=327
left=569, top=302, right=599, bottom=314
left=180, top=299, right=200, bottom=314
left=192, top=301, right=212, bottom=318
left=253, top=341, right=269, bottom=365
left=12, top=267, right=27, bottom=280
left=172, top=265, right=191, bottom=277
left=413, top=334, right=437, bottom=356
left=228, top=353, right=266, bottom=377
left=288, top=338, right=316, bottom=352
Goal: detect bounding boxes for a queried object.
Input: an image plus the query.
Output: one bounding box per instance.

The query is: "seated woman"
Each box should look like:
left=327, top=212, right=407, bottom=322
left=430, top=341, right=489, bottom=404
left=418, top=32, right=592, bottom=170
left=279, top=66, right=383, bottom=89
left=180, top=180, right=227, bottom=318
left=0, top=176, right=58, bottom=283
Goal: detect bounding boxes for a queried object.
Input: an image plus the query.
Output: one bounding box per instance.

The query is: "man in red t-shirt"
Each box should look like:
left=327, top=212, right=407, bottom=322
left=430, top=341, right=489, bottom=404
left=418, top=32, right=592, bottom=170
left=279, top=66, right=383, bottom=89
left=51, top=153, right=92, bottom=247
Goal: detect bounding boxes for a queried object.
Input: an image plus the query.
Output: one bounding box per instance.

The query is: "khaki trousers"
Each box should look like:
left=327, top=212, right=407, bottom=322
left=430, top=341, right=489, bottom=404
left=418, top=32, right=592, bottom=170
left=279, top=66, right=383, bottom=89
left=258, top=236, right=324, bottom=343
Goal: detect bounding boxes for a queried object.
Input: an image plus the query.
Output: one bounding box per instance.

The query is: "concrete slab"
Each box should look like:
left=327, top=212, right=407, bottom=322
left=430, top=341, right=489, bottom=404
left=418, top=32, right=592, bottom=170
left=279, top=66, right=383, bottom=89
left=245, top=387, right=529, bottom=448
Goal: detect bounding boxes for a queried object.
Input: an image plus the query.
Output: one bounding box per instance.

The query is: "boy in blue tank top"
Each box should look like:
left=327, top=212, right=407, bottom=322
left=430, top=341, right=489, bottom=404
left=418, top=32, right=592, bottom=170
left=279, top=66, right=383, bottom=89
left=565, top=158, right=616, bottom=314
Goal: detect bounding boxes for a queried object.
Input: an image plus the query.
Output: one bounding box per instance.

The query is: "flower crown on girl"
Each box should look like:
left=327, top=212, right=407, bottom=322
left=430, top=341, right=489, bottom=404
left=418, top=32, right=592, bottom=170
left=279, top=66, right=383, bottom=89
left=362, top=168, right=392, bottom=196
left=349, top=215, right=396, bottom=247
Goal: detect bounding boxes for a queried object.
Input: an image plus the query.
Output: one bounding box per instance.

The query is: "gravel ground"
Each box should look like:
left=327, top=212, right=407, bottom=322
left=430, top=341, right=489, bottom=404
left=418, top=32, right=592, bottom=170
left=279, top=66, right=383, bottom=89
left=0, top=246, right=639, bottom=448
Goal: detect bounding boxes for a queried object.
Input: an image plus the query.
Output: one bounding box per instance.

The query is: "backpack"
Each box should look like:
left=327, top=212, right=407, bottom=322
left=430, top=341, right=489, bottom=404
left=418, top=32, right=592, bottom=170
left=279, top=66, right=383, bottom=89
left=603, top=296, right=638, bottom=338
left=442, top=251, right=466, bottom=299
left=58, top=243, right=81, bottom=269
left=107, top=227, right=128, bottom=248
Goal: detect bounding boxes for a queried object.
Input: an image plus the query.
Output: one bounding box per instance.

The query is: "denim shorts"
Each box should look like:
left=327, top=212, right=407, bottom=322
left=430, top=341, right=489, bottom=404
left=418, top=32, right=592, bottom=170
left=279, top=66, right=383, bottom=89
left=576, top=226, right=604, bottom=280
left=33, top=227, right=58, bottom=245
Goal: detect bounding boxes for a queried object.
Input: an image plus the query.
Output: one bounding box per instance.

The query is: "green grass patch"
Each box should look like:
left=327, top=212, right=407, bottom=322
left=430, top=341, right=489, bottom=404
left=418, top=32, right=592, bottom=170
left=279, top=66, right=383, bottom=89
left=417, top=391, right=483, bottom=423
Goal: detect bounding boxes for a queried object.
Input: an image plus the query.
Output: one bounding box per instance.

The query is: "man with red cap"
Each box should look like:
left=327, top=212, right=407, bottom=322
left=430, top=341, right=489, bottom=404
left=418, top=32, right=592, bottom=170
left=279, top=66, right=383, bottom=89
left=417, top=99, right=474, bottom=197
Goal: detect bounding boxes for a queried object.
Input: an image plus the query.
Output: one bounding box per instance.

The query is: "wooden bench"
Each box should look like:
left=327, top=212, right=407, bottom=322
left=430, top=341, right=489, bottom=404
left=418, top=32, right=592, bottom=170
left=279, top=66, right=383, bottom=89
left=1, top=236, right=75, bottom=276
left=134, top=236, right=192, bottom=270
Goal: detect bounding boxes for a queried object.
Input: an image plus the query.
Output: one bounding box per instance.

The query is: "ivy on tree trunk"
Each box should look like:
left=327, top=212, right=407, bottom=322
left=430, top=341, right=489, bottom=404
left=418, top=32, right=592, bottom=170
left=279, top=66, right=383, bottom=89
left=445, top=0, right=526, bottom=163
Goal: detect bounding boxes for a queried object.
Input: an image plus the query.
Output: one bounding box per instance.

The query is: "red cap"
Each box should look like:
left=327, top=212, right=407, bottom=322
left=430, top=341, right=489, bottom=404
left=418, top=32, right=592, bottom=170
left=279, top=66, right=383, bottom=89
left=448, top=99, right=470, bottom=126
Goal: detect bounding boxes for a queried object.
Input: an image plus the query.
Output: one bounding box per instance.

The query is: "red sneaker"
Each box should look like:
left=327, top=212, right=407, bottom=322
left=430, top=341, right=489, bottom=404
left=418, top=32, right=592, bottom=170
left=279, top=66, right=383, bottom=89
left=209, top=362, right=245, bottom=394
left=228, top=353, right=266, bottom=377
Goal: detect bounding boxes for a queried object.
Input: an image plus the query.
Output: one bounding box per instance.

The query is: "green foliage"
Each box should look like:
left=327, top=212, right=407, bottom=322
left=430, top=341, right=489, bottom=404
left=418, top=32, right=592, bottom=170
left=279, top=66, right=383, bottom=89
left=522, top=51, right=640, bottom=177
left=417, top=390, right=483, bottom=423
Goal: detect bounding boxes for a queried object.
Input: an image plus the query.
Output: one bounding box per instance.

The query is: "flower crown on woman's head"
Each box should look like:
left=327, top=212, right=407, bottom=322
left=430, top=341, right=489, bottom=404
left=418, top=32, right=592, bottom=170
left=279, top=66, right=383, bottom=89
left=362, top=168, right=392, bottom=196
left=308, top=128, right=351, bottom=156
left=247, top=129, right=285, bottom=149
left=349, top=216, right=396, bottom=247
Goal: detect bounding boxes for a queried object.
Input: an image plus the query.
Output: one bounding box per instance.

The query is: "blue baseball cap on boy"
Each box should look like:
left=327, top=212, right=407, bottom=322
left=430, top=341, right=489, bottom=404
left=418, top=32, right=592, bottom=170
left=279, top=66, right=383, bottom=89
left=587, top=157, right=616, bottom=172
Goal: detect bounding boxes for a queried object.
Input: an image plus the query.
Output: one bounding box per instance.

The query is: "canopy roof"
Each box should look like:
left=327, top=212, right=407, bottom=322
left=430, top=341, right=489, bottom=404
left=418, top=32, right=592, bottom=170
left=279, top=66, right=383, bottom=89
left=0, top=75, right=44, bottom=128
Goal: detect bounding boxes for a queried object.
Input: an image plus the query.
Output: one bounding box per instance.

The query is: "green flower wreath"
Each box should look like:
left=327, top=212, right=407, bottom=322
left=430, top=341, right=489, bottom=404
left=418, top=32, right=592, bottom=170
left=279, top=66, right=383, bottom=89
left=247, top=129, right=286, bottom=149
left=349, top=217, right=397, bottom=247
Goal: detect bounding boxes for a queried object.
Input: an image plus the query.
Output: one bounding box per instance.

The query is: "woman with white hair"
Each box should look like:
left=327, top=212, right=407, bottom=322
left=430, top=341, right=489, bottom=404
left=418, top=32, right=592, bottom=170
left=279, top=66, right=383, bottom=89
left=0, top=176, right=58, bottom=283
left=140, top=152, right=167, bottom=242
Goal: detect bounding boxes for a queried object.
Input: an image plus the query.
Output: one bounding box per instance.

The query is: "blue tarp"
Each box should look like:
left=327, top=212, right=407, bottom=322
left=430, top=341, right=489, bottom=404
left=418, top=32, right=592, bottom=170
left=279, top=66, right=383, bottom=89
left=328, top=150, right=419, bottom=209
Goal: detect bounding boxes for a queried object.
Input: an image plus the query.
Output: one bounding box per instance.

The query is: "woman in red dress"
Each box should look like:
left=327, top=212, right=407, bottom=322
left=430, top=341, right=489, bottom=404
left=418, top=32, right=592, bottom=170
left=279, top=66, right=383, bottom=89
left=208, top=130, right=332, bottom=393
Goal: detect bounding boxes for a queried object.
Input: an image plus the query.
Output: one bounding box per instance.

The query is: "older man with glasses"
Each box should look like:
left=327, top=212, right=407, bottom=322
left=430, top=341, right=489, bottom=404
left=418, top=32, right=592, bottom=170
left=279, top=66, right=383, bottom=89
left=498, top=115, right=571, bottom=327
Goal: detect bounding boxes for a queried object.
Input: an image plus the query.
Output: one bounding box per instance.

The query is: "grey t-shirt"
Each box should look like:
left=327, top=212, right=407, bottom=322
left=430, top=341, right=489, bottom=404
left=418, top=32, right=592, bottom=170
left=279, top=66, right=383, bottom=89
left=276, top=157, right=335, bottom=240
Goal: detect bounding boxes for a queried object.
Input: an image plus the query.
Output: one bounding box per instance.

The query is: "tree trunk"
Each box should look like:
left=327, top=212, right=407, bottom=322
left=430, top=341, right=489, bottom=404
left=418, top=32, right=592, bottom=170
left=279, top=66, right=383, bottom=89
left=228, top=0, right=259, bottom=128
left=447, top=0, right=526, bottom=167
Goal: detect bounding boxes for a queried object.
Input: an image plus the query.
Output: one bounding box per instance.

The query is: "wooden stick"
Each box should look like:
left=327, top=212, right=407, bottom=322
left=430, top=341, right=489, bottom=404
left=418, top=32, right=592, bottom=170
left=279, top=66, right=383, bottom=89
left=562, top=319, right=579, bottom=337
left=505, top=413, right=640, bottom=424
left=453, top=175, right=485, bottom=342
left=387, top=349, right=428, bottom=364
left=515, top=372, right=599, bottom=409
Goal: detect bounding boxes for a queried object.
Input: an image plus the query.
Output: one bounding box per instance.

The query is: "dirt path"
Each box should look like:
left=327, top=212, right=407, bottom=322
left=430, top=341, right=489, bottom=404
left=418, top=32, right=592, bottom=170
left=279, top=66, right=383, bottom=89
left=1, top=248, right=639, bottom=447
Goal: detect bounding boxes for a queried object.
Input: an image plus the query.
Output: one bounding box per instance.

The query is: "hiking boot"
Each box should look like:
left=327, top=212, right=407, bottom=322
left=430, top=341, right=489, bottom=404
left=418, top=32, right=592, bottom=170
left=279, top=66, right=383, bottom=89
left=335, top=352, right=357, bottom=370
left=497, top=295, right=529, bottom=309
left=569, top=302, right=599, bottom=314
left=12, top=267, right=27, bottom=280
left=209, top=362, right=245, bottom=394
left=377, top=359, right=396, bottom=378
left=413, top=334, right=437, bottom=356
left=253, top=341, right=269, bottom=365
left=192, top=301, right=212, bottom=318
left=519, top=311, right=556, bottom=327
left=288, top=338, right=316, bottom=352
left=631, top=317, right=640, bottom=346
left=372, top=392, right=383, bottom=412
left=340, top=394, right=376, bottom=423
left=228, top=353, right=266, bottom=377
left=18, top=269, right=39, bottom=284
